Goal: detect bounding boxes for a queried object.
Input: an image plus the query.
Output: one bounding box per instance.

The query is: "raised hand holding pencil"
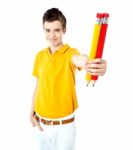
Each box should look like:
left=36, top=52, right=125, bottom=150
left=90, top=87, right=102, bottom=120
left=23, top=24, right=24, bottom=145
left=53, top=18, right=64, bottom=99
left=86, top=13, right=103, bottom=85
left=86, top=13, right=109, bottom=86
left=91, top=13, right=109, bottom=86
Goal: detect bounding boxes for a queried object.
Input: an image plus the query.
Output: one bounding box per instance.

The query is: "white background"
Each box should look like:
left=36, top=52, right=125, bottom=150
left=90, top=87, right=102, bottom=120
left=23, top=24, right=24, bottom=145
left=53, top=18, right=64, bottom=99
left=0, top=0, right=133, bottom=150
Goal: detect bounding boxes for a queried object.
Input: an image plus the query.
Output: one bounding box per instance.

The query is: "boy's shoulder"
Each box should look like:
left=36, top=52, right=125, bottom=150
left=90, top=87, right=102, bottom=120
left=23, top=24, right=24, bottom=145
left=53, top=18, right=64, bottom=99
left=35, top=48, right=48, bottom=57
left=68, top=46, right=80, bottom=55
left=67, top=44, right=80, bottom=53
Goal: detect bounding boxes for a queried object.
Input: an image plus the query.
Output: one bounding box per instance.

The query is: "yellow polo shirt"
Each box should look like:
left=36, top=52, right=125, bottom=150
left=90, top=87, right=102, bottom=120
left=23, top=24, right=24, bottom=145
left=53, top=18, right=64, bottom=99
left=32, top=44, right=80, bottom=118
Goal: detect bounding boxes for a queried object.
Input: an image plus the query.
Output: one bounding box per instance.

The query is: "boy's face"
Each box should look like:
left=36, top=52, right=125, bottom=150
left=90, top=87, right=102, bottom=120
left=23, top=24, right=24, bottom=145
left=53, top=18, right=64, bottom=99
left=43, top=20, right=66, bottom=48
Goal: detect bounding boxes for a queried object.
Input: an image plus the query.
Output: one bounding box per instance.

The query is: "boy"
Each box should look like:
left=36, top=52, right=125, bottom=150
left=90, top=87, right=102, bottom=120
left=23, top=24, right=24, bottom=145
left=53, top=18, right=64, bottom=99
left=30, top=8, right=107, bottom=150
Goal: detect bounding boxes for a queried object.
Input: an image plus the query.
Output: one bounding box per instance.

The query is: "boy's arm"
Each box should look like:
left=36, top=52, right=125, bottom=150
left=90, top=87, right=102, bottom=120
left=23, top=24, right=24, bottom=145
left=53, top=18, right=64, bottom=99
left=72, top=54, right=107, bottom=76
left=30, top=78, right=38, bottom=117
left=29, top=78, right=43, bottom=131
left=72, top=54, right=88, bottom=68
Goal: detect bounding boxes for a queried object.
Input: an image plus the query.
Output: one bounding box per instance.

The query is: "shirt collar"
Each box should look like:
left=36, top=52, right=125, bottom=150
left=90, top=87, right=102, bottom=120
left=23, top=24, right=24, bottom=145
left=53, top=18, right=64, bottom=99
left=46, top=44, right=70, bottom=55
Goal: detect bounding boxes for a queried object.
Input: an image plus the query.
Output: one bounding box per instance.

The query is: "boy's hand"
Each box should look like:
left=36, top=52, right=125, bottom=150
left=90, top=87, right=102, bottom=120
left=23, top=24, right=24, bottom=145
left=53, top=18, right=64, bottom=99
left=84, top=58, right=107, bottom=76
left=30, top=113, right=43, bottom=132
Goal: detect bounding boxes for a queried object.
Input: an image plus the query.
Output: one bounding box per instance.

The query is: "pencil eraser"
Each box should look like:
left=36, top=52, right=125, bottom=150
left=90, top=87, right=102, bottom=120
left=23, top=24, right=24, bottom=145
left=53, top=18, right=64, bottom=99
left=96, top=13, right=103, bottom=18
left=103, top=13, right=109, bottom=17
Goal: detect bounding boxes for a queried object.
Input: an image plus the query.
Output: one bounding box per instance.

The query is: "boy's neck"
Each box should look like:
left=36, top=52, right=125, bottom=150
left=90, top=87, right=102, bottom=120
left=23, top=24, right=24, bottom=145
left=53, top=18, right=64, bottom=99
left=50, top=43, right=64, bottom=54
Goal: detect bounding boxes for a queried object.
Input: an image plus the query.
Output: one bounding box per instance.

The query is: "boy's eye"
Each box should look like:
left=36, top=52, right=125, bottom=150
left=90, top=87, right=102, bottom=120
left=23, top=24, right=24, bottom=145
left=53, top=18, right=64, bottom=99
left=44, top=28, right=62, bottom=33
left=55, top=29, right=60, bottom=32
left=45, top=29, right=50, bottom=32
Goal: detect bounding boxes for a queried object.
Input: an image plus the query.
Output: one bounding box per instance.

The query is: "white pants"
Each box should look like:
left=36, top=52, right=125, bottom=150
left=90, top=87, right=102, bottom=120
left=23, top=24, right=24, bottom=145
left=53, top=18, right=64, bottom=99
left=35, top=114, right=76, bottom=150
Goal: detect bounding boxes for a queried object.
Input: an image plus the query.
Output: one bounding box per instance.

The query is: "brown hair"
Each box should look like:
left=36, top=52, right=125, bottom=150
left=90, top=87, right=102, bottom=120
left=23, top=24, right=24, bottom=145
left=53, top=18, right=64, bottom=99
left=42, top=8, right=67, bottom=29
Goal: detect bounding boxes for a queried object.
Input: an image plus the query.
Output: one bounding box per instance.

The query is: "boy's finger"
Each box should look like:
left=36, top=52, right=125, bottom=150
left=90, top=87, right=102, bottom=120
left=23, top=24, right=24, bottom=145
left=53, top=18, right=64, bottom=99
left=88, top=58, right=101, bottom=63
left=34, top=119, right=44, bottom=132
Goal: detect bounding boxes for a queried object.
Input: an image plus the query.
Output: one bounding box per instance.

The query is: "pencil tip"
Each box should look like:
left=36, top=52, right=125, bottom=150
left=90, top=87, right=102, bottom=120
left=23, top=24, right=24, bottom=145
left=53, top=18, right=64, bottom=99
left=86, top=82, right=90, bottom=86
left=91, top=80, right=96, bottom=87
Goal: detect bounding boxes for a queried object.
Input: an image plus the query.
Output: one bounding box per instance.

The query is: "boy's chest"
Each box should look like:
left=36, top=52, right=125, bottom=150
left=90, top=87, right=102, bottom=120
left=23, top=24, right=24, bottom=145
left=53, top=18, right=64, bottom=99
left=39, top=54, right=69, bottom=77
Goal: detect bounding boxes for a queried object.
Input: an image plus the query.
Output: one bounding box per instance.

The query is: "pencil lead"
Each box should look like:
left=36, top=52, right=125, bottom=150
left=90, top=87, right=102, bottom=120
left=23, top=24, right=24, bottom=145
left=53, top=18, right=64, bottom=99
left=86, top=81, right=90, bottom=86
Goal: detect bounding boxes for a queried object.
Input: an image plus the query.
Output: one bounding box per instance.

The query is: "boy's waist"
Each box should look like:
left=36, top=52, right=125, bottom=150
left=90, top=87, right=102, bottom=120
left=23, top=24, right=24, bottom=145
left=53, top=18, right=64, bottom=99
left=34, top=112, right=75, bottom=126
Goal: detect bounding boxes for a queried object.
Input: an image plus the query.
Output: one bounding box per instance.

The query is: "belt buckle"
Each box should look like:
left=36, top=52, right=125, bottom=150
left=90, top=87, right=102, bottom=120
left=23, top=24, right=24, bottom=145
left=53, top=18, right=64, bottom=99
left=48, top=120, right=53, bottom=125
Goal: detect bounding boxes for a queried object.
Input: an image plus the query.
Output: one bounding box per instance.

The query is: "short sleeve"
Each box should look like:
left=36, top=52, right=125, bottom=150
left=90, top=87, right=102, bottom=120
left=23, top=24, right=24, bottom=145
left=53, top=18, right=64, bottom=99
left=69, top=48, right=82, bottom=71
left=32, top=52, right=40, bottom=77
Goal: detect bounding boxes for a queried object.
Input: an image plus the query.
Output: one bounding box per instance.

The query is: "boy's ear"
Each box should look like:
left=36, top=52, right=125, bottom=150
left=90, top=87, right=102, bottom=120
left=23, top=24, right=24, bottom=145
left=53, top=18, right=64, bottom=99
left=63, top=28, right=66, bottom=33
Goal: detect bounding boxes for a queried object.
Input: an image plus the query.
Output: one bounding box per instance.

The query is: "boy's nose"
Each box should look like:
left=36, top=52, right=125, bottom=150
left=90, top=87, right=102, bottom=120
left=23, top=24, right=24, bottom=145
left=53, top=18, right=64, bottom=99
left=50, top=32, right=56, bottom=38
